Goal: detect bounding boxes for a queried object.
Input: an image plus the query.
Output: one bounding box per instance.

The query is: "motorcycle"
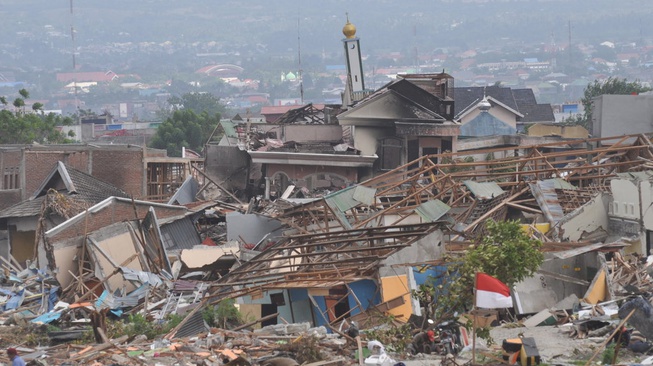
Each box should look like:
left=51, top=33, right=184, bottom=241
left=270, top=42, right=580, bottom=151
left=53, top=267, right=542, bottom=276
left=407, top=319, right=462, bottom=356
left=434, top=320, right=461, bottom=355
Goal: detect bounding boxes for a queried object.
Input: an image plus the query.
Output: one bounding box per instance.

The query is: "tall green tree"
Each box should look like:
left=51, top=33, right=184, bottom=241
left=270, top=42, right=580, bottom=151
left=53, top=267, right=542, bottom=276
left=168, top=92, right=226, bottom=117
left=564, top=77, right=651, bottom=132
left=149, top=109, right=219, bottom=157
left=416, top=220, right=543, bottom=322
left=0, top=90, right=73, bottom=144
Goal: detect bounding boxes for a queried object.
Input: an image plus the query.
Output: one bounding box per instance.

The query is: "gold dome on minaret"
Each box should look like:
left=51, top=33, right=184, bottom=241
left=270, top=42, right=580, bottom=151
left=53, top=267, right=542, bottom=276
left=342, top=16, right=356, bottom=39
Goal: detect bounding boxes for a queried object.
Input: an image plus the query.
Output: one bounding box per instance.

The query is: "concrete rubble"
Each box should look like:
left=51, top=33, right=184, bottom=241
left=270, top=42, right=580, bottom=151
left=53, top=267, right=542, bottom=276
left=5, top=134, right=653, bottom=364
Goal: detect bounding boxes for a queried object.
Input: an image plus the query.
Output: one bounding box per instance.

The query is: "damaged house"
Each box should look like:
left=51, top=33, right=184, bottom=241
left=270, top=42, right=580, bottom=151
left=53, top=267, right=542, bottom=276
left=0, top=144, right=201, bottom=211
left=200, top=133, right=653, bottom=327
left=0, top=162, right=130, bottom=265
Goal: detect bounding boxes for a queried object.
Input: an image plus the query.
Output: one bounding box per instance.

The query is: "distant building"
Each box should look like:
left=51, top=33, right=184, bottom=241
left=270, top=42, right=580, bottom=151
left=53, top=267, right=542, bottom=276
left=592, top=94, right=653, bottom=143
left=56, top=70, right=118, bottom=83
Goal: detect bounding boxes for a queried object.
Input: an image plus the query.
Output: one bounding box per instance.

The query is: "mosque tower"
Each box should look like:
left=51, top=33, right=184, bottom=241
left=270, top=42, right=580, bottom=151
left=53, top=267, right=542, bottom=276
left=342, top=16, right=365, bottom=96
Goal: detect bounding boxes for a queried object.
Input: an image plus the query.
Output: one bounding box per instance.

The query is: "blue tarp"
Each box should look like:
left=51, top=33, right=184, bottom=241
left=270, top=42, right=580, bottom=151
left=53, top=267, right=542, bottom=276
left=31, top=311, right=62, bottom=324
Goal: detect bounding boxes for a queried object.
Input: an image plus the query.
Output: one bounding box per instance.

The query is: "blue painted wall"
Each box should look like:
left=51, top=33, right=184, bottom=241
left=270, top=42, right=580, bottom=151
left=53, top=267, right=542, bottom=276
left=460, top=112, right=516, bottom=137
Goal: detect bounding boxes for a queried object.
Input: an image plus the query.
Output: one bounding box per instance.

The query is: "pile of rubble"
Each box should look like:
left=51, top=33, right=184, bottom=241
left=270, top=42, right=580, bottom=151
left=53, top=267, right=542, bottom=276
left=0, top=322, right=351, bottom=366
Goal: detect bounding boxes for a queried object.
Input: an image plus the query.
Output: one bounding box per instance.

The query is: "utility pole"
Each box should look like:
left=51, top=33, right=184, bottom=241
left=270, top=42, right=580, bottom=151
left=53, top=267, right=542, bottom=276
left=297, top=17, right=304, bottom=105
left=70, top=0, right=80, bottom=116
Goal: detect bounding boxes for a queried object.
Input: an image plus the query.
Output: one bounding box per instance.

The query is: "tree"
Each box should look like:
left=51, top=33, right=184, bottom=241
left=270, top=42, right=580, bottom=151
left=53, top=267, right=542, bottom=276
left=564, top=77, right=651, bottom=132
left=0, top=110, right=74, bottom=144
left=149, top=109, right=220, bottom=157
left=0, top=89, right=74, bottom=144
left=172, top=92, right=226, bottom=116
left=161, top=92, right=226, bottom=121
left=416, top=220, right=544, bottom=323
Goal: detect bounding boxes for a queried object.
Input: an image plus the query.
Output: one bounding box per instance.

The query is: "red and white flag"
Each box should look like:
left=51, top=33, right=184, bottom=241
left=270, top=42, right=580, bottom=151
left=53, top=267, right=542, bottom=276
left=475, top=273, right=513, bottom=309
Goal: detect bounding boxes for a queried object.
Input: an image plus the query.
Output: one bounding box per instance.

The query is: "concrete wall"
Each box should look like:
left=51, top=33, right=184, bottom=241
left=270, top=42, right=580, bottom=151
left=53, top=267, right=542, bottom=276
left=283, top=125, right=342, bottom=142
left=638, top=180, right=653, bottom=231
left=237, top=290, right=293, bottom=324
left=558, top=193, right=610, bottom=242
left=527, top=124, right=589, bottom=138
left=610, top=179, right=640, bottom=222
left=380, top=230, right=445, bottom=277
left=265, top=164, right=358, bottom=190
left=353, top=126, right=396, bottom=156
left=205, top=145, right=250, bottom=191
left=593, top=94, right=653, bottom=140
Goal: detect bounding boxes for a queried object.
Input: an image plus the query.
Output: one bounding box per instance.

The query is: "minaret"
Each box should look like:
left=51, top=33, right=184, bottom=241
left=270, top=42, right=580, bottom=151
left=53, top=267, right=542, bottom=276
left=342, top=15, right=365, bottom=93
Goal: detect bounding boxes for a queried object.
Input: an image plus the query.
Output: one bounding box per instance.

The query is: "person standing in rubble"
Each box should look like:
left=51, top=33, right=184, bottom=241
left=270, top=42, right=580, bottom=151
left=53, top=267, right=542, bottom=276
left=6, top=348, right=25, bottom=366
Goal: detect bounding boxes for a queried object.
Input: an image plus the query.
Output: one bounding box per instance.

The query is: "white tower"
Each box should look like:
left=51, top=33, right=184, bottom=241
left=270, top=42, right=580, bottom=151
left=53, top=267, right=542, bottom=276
left=342, top=16, right=365, bottom=93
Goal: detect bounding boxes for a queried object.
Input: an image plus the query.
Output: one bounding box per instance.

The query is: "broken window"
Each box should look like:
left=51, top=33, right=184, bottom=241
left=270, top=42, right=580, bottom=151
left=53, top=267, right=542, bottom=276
left=379, top=137, right=402, bottom=171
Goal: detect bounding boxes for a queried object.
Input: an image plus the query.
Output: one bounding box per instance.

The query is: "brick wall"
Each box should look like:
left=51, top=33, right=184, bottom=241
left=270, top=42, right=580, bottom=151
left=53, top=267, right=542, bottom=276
left=24, top=152, right=67, bottom=199
left=91, top=150, right=145, bottom=198
left=0, top=150, right=23, bottom=209
left=48, top=200, right=186, bottom=243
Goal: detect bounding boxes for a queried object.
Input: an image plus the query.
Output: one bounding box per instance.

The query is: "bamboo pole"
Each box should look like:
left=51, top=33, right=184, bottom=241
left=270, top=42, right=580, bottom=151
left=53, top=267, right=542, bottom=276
left=584, top=308, right=636, bottom=366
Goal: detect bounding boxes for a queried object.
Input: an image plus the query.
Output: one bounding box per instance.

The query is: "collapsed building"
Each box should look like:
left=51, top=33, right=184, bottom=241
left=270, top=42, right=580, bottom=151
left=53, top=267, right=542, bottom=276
left=0, top=127, right=652, bottom=349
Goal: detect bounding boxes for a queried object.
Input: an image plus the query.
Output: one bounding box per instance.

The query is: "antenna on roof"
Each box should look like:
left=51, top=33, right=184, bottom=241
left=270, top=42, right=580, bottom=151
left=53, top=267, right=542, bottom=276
left=478, top=86, right=491, bottom=112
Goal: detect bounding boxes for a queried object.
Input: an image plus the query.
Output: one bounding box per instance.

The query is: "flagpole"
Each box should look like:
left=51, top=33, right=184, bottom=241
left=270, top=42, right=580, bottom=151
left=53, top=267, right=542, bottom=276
left=472, top=272, right=477, bottom=364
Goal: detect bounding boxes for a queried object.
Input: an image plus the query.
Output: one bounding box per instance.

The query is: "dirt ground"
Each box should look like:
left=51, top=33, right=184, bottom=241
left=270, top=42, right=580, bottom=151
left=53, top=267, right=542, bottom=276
left=398, top=324, right=651, bottom=366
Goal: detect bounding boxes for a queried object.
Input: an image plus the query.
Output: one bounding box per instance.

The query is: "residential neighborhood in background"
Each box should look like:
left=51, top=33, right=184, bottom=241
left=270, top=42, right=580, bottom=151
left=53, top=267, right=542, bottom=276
left=2, top=1, right=653, bottom=364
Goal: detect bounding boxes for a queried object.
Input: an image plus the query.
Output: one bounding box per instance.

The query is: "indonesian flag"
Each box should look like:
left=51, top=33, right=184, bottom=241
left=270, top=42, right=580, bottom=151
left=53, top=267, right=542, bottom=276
left=475, top=273, right=513, bottom=309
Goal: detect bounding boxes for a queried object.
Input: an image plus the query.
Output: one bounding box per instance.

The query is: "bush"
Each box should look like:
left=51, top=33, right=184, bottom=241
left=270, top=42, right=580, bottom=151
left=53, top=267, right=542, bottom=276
left=203, top=299, right=243, bottom=329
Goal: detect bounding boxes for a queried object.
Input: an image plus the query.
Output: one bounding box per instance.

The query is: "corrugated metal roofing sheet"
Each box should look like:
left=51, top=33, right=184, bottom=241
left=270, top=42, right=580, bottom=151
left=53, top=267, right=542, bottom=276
left=160, top=216, right=202, bottom=251
left=352, top=185, right=376, bottom=206
left=549, top=178, right=577, bottom=190
left=167, top=176, right=199, bottom=205
left=174, top=308, right=209, bottom=338
left=325, top=186, right=358, bottom=212
left=463, top=180, right=505, bottom=200
left=415, top=200, right=451, bottom=222
left=530, top=180, right=564, bottom=223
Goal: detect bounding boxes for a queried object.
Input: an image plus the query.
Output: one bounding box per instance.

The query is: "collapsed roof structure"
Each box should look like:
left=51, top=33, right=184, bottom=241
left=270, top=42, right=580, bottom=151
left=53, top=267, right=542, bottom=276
left=207, top=133, right=653, bottom=304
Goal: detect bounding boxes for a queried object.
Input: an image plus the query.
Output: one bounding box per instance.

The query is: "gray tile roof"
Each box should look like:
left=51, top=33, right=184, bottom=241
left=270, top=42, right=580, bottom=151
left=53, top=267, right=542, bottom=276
left=519, top=104, right=556, bottom=123
left=0, top=162, right=129, bottom=219
left=454, top=86, right=554, bottom=123
left=351, top=78, right=447, bottom=120
left=454, top=86, right=519, bottom=117
left=0, top=196, right=46, bottom=219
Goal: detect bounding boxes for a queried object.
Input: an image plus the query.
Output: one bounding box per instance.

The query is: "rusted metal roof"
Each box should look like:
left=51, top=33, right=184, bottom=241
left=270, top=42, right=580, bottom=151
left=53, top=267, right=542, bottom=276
left=530, top=180, right=564, bottom=223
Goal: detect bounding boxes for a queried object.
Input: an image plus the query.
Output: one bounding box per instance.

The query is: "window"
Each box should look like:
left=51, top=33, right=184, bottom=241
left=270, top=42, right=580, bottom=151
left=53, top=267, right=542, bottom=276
left=3, top=167, right=19, bottom=190
left=379, top=137, right=402, bottom=171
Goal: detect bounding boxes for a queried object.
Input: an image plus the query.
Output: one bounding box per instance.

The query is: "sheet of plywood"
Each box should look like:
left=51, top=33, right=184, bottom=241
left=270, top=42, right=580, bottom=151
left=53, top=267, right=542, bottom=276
left=88, top=231, right=142, bottom=293
left=180, top=247, right=231, bottom=268
left=380, top=275, right=412, bottom=322
left=583, top=268, right=608, bottom=305
left=53, top=245, right=79, bottom=288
